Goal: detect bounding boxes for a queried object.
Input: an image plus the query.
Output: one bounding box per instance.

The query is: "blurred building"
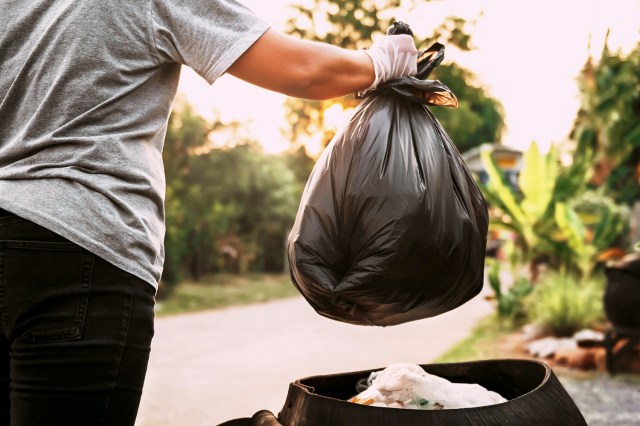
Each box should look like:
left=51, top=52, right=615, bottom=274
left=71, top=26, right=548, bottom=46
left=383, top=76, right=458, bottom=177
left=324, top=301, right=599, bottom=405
left=461, top=143, right=523, bottom=191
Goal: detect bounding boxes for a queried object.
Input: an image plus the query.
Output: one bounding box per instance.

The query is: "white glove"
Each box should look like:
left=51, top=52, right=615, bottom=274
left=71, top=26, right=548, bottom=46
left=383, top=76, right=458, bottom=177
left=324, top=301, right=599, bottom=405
left=364, top=35, right=418, bottom=91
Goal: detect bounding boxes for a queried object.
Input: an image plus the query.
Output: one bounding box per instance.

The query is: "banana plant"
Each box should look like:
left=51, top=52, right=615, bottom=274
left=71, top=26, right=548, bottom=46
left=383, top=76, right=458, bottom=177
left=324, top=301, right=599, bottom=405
left=554, top=203, right=593, bottom=278
left=479, top=141, right=626, bottom=280
left=480, top=141, right=558, bottom=260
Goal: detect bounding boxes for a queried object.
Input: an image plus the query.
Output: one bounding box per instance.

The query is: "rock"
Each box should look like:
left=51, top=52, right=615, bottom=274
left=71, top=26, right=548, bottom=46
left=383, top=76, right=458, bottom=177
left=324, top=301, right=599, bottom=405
left=554, top=347, right=599, bottom=370
left=527, top=337, right=577, bottom=358
left=593, top=347, right=608, bottom=372
left=573, top=329, right=605, bottom=348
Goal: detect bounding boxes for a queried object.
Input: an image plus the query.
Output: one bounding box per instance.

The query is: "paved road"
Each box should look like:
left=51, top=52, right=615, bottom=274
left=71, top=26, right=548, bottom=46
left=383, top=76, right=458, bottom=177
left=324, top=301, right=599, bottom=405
left=136, top=287, right=493, bottom=425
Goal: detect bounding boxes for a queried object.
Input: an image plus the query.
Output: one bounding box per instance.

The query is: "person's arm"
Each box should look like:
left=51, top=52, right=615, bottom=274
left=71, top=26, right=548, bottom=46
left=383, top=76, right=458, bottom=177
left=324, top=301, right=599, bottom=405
left=227, top=29, right=416, bottom=100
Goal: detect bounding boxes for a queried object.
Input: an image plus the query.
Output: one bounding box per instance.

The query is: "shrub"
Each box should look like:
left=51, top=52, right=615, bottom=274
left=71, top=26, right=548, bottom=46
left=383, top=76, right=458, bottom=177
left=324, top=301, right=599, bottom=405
left=487, top=260, right=533, bottom=325
left=526, top=272, right=606, bottom=337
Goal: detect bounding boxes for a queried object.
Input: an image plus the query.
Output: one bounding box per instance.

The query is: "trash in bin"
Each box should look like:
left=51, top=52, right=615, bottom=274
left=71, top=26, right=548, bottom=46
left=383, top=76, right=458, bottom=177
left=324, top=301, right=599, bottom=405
left=348, top=363, right=506, bottom=409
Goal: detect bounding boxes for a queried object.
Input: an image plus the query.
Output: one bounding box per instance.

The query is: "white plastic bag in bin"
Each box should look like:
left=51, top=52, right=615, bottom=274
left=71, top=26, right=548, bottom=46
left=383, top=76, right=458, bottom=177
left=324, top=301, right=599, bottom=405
left=349, top=363, right=507, bottom=410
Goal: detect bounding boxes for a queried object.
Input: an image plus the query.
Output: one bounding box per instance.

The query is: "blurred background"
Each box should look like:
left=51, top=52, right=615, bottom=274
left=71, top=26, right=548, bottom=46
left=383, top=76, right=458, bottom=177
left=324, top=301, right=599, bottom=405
left=158, top=0, right=639, bottom=306
left=143, top=1, right=640, bottom=423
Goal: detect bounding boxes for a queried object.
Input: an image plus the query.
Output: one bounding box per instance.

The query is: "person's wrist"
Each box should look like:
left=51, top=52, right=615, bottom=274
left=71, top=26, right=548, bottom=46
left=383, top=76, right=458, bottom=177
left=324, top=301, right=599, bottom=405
left=361, top=50, right=379, bottom=91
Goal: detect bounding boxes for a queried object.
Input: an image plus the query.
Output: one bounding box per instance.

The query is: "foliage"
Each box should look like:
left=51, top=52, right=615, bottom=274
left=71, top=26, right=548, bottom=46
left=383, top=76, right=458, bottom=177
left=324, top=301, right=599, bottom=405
left=163, top=103, right=214, bottom=286
left=162, top=104, right=302, bottom=291
left=480, top=142, right=561, bottom=265
left=481, top=142, right=628, bottom=279
left=572, top=41, right=640, bottom=205
left=526, top=272, right=606, bottom=337
left=285, top=145, right=316, bottom=185
left=429, top=65, right=505, bottom=153
left=284, top=0, right=504, bottom=155
left=552, top=134, right=593, bottom=203
left=155, top=273, right=299, bottom=316
left=553, top=191, right=629, bottom=277
left=487, top=260, right=533, bottom=324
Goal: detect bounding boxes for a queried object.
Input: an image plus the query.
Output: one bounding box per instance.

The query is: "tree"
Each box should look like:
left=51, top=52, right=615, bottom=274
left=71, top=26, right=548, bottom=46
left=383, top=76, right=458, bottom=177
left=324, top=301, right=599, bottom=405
left=285, top=145, right=316, bottom=186
left=179, top=143, right=300, bottom=277
left=162, top=101, right=213, bottom=286
left=429, top=64, right=505, bottom=153
left=572, top=38, right=640, bottom=205
left=162, top=103, right=301, bottom=291
left=284, top=0, right=504, bottom=156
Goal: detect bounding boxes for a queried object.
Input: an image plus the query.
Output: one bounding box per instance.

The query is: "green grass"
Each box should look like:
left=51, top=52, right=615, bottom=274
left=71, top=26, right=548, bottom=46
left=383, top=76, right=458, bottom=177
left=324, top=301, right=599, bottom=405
left=155, top=273, right=301, bottom=316
left=526, top=272, right=605, bottom=337
left=434, top=315, right=517, bottom=363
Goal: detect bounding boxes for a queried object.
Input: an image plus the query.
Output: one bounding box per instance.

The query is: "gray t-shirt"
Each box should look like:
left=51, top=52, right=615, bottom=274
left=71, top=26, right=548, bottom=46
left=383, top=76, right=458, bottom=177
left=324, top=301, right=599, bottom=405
left=0, top=0, right=269, bottom=287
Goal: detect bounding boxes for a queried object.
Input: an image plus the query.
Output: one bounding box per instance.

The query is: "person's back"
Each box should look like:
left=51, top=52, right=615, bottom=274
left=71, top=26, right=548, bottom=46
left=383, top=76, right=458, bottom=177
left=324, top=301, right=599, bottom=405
left=0, top=0, right=269, bottom=285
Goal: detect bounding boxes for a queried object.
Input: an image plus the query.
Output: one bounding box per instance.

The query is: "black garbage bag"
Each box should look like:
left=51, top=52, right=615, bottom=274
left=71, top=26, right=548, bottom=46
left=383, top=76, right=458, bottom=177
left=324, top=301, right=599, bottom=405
left=287, top=23, right=489, bottom=326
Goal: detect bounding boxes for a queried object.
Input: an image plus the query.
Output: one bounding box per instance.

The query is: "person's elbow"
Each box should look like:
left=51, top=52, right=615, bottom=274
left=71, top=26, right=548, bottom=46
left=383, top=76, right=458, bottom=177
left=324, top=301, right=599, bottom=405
left=285, top=56, right=374, bottom=100
left=278, top=58, right=332, bottom=100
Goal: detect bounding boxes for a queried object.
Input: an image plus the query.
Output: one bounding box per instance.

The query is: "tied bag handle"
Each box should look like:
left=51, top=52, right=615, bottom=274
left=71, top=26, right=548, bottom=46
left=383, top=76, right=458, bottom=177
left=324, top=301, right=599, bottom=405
left=386, top=20, right=445, bottom=80
left=357, top=21, right=458, bottom=108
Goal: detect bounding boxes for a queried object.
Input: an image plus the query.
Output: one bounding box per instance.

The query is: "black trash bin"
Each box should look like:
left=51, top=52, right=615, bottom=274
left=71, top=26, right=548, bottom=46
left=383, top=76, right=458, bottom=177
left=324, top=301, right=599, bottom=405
left=604, top=253, right=640, bottom=334
left=603, top=253, right=640, bottom=373
left=277, top=360, right=586, bottom=426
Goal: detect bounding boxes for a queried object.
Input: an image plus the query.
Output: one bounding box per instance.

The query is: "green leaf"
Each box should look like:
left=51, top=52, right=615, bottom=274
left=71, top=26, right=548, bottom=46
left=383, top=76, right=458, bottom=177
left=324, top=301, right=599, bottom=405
left=488, top=260, right=501, bottom=298
left=592, top=206, right=614, bottom=249
left=519, top=142, right=555, bottom=221
left=554, top=203, right=586, bottom=255
left=623, top=122, right=640, bottom=147
left=481, top=150, right=526, bottom=227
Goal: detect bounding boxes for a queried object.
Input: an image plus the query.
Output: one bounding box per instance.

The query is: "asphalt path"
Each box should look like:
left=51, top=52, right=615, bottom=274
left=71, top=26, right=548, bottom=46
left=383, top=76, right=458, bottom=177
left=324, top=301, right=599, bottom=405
left=136, top=286, right=493, bottom=425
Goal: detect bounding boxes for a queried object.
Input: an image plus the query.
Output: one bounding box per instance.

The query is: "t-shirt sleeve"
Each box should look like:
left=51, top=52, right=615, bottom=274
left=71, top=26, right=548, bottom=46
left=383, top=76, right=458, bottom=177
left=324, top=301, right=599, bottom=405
left=151, top=0, right=270, bottom=84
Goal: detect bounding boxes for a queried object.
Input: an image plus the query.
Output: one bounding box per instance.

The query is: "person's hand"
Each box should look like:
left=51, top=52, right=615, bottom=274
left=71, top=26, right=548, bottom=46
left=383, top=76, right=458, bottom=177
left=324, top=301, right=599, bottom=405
left=364, top=35, right=418, bottom=90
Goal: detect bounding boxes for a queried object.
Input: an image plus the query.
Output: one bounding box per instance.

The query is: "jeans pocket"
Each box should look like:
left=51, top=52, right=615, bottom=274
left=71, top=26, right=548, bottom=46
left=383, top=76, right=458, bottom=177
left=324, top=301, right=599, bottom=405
left=0, top=241, right=93, bottom=344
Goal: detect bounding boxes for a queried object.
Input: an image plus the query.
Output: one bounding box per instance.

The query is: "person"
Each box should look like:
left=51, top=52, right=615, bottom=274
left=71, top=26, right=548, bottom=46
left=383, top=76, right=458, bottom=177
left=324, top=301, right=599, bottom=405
left=0, top=0, right=417, bottom=424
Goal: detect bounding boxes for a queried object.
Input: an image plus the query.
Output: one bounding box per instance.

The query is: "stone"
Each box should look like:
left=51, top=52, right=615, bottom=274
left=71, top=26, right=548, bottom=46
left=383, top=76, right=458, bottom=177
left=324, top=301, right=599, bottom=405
left=554, top=347, right=599, bottom=370
left=573, top=329, right=605, bottom=345
left=527, top=337, right=577, bottom=359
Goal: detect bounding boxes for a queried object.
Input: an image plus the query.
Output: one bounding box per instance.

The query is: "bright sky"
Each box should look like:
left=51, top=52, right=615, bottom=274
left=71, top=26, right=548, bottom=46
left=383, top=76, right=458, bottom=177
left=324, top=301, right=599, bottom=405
left=177, top=0, right=640, bottom=155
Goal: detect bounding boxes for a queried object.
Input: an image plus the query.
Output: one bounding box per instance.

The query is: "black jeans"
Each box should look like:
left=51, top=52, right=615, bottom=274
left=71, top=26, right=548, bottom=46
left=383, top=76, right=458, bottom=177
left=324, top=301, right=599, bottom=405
left=0, top=209, right=155, bottom=425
